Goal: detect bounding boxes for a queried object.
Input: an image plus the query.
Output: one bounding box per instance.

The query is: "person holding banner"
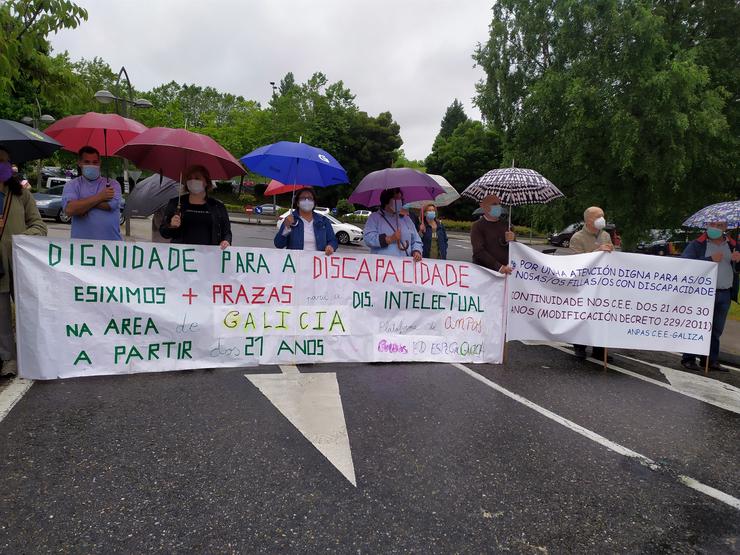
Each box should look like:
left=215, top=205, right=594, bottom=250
left=274, top=188, right=338, bottom=255
left=0, top=147, right=47, bottom=377
left=569, top=206, right=613, bottom=360
left=62, top=146, right=123, bottom=241
left=470, top=194, right=515, bottom=273
left=364, top=188, right=423, bottom=261
left=160, top=165, right=232, bottom=249
left=680, top=221, right=739, bottom=372
left=419, top=204, right=448, bottom=260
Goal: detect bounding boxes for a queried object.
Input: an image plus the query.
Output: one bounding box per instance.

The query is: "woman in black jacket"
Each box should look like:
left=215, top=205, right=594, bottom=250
left=419, top=204, right=448, bottom=259
left=160, top=165, right=232, bottom=248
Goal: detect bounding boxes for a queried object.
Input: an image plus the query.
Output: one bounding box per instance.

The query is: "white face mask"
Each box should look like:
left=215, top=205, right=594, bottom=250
left=298, top=198, right=315, bottom=212
left=391, top=199, right=403, bottom=213
left=593, top=216, right=606, bottom=230
left=186, top=179, right=205, bottom=194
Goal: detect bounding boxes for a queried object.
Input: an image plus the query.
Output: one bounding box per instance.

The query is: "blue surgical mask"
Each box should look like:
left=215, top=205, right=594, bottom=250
left=706, top=227, right=723, bottom=240
left=81, top=165, right=101, bottom=181
left=425, top=211, right=436, bottom=221
left=392, top=199, right=403, bottom=213
left=0, top=162, right=12, bottom=182
left=488, top=205, right=503, bottom=218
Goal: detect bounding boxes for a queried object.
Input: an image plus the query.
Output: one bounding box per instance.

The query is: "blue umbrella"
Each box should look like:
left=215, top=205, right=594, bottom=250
left=683, top=200, right=740, bottom=229
left=240, top=140, right=349, bottom=188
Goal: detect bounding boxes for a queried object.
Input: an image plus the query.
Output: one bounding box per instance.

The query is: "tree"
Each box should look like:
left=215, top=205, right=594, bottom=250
left=336, top=199, right=354, bottom=216
left=393, top=149, right=426, bottom=171
left=425, top=120, right=503, bottom=220
left=0, top=0, right=88, bottom=96
left=439, top=99, right=468, bottom=139
left=473, top=0, right=738, bottom=246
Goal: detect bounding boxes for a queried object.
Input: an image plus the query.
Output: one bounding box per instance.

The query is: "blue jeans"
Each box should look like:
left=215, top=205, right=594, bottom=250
left=682, top=289, right=732, bottom=365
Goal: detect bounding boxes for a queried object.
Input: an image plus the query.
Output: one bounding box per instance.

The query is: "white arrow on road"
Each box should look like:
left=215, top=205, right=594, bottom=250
left=245, top=365, right=357, bottom=486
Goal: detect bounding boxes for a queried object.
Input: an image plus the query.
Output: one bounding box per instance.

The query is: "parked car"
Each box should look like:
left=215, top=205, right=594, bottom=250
left=45, top=176, right=71, bottom=189
left=276, top=211, right=363, bottom=245
left=314, top=206, right=330, bottom=216
left=636, top=229, right=691, bottom=256
left=549, top=221, right=619, bottom=248
left=549, top=222, right=583, bottom=248
left=34, top=184, right=126, bottom=225
left=347, top=209, right=371, bottom=218
left=253, top=203, right=283, bottom=216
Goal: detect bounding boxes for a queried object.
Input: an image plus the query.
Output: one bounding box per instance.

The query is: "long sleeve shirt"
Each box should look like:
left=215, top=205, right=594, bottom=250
left=364, top=209, right=422, bottom=257
left=470, top=217, right=509, bottom=271
left=569, top=228, right=612, bottom=254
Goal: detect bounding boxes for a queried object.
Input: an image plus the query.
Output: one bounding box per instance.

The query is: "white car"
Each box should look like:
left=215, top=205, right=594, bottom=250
left=348, top=209, right=371, bottom=218
left=277, top=211, right=363, bottom=245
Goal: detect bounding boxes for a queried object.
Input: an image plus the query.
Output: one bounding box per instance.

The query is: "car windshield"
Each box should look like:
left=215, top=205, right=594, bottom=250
left=325, top=214, right=340, bottom=224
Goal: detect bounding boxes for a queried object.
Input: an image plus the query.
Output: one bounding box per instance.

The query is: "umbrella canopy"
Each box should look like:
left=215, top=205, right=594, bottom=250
left=348, top=168, right=445, bottom=207
left=0, top=119, right=62, bottom=164
left=122, top=173, right=180, bottom=218
left=113, top=127, right=246, bottom=181
left=44, top=112, right=147, bottom=156
left=462, top=167, right=563, bottom=205
left=682, top=200, right=740, bottom=229
left=241, top=141, right=348, bottom=187
left=403, top=174, right=460, bottom=208
left=264, top=179, right=306, bottom=196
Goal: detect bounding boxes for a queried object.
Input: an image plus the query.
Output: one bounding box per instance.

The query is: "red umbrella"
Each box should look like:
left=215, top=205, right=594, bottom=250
left=113, top=127, right=245, bottom=181
left=264, top=179, right=308, bottom=196
left=44, top=112, right=147, bottom=156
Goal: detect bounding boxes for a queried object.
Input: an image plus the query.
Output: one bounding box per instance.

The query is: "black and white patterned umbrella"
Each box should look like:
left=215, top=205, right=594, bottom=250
left=462, top=167, right=564, bottom=205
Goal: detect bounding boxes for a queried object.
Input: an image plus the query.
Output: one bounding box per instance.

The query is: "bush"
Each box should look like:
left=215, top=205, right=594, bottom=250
left=336, top=199, right=354, bottom=215
left=215, top=181, right=234, bottom=194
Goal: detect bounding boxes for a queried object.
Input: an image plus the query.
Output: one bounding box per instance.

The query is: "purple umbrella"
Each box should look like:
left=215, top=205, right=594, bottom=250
left=348, top=168, right=445, bottom=207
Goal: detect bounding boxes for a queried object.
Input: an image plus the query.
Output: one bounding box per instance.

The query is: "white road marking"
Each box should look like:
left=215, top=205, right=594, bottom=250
left=525, top=341, right=740, bottom=414
left=0, top=378, right=33, bottom=423
left=245, top=365, right=356, bottom=486
left=616, top=354, right=740, bottom=414
left=452, top=363, right=740, bottom=511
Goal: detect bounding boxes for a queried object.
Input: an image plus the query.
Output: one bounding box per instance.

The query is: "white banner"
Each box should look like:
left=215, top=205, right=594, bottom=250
left=13, top=237, right=506, bottom=380
left=506, top=243, right=717, bottom=355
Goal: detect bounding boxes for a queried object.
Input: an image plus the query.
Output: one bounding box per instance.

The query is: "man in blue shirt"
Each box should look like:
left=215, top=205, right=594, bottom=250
left=62, top=146, right=122, bottom=240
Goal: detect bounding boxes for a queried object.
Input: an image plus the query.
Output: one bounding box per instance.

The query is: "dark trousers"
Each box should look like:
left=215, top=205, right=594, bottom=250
left=682, top=289, right=732, bottom=365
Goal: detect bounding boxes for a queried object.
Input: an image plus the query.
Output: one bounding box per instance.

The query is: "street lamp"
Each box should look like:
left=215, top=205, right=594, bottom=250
left=21, top=99, right=56, bottom=189
left=93, top=66, right=153, bottom=195
left=94, top=66, right=153, bottom=237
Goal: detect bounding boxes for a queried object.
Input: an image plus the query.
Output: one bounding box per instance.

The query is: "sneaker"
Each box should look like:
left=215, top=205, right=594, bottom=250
left=0, top=360, right=17, bottom=377
left=573, top=346, right=587, bottom=360
left=680, top=359, right=699, bottom=371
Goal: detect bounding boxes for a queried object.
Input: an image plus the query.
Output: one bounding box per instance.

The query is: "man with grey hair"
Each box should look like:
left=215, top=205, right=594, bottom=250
left=569, top=206, right=613, bottom=360
left=680, top=220, right=739, bottom=372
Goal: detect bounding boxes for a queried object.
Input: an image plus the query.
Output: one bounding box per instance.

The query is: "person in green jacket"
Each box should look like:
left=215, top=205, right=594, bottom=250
left=0, top=147, right=47, bottom=377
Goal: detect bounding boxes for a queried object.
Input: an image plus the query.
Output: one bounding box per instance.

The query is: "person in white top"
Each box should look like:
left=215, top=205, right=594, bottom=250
left=274, top=188, right=338, bottom=254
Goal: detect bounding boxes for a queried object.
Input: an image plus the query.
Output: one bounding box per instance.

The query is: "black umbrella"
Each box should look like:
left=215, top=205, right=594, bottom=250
left=122, top=173, right=180, bottom=218
left=0, top=119, right=62, bottom=164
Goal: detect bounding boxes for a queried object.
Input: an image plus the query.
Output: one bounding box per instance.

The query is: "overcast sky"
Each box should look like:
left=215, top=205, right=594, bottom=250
left=50, top=1, right=492, bottom=160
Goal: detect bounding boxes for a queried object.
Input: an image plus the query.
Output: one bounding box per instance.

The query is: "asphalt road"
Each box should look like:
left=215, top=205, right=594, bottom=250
left=46, top=218, right=568, bottom=262
left=1, top=219, right=736, bottom=553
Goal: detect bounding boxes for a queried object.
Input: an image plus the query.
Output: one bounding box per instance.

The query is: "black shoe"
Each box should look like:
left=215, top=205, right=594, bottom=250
left=590, top=349, right=613, bottom=362
left=681, top=359, right=699, bottom=371
left=573, top=346, right=587, bottom=360
left=709, top=362, right=728, bottom=372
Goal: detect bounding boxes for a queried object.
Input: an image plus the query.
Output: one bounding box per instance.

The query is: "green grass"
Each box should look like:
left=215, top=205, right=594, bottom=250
left=729, top=301, right=740, bottom=322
